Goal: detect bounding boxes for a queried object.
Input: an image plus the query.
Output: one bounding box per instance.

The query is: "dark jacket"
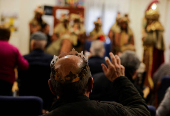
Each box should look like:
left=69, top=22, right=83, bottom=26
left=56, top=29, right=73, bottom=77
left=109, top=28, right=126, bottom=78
left=90, top=72, right=144, bottom=101
left=88, top=56, right=106, bottom=75
left=90, top=72, right=116, bottom=101
left=18, top=49, right=54, bottom=110
left=41, top=76, right=150, bottom=116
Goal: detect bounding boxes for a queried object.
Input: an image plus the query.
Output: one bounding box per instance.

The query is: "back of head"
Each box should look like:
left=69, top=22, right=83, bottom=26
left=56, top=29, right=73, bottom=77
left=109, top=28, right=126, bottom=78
left=30, top=31, right=47, bottom=50
left=0, top=26, right=10, bottom=41
left=50, top=50, right=91, bottom=98
left=90, top=40, right=105, bottom=57
left=120, top=51, right=140, bottom=80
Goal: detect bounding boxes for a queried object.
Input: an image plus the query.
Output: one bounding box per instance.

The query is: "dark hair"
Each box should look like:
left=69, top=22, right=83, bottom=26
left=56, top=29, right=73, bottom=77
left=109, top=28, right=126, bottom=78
left=50, top=67, right=91, bottom=97
left=0, top=27, right=11, bottom=40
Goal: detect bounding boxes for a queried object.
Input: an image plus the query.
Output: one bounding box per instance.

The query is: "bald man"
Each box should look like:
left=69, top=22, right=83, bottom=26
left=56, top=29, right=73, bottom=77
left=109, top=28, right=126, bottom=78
left=42, top=50, right=150, bottom=116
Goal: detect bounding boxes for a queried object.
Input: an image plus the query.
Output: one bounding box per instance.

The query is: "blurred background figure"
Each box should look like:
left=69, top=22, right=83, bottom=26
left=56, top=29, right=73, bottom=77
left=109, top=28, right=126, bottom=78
left=88, top=40, right=106, bottom=76
left=41, top=23, right=51, bottom=48
left=109, top=12, right=121, bottom=40
left=142, top=0, right=165, bottom=89
left=109, top=12, right=122, bottom=54
left=29, top=6, right=46, bottom=35
left=18, top=32, right=54, bottom=111
left=0, top=26, right=29, bottom=96
left=89, top=18, right=105, bottom=41
left=109, top=16, right=135, bottom=55
left=53, top=14, right=70, bottom=41
left=69, top=13, right=86, bottom=52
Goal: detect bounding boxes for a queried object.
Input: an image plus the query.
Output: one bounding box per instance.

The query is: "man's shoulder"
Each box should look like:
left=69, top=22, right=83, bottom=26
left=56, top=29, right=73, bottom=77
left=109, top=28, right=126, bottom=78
left=41, top=100, right=125, bottom=116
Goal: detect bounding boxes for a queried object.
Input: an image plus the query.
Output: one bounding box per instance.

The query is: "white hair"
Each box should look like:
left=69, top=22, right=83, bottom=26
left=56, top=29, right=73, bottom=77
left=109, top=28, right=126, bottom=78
left=31, top=39, right=47, bottom=51
left=90, top=40, right=105, bottom=57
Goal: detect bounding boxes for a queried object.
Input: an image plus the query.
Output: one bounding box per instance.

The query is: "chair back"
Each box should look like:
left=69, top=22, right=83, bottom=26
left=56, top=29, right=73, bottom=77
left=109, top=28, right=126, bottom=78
left=148, top=105, right=156, bottom=116
left=0, top=96, right=43, bottom=116
left=158, top=76, right=170, bottom=104
left=18, top=63, right=54, bottom=110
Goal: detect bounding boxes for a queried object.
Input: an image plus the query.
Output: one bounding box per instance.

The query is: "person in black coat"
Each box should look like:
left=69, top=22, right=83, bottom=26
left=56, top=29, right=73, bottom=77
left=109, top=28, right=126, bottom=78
left=90, top=50, right=144, bottom=101
left=40, top=51, right=150, bottom=116
left=18, top=32, right=54, bottom=111
left=88, top=40, right=106, bottom=75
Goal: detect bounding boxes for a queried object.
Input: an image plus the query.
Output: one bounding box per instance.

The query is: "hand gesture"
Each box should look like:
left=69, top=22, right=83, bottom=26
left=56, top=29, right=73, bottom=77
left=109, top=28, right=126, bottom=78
left=101, top=52, right=125, bottom=82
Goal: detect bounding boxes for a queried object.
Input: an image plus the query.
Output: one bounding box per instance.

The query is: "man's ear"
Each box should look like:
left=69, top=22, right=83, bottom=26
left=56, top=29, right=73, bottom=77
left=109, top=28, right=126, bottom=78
left=48, top=79, right=56, bottom=95
left=87, top=77, right=93, bottom=93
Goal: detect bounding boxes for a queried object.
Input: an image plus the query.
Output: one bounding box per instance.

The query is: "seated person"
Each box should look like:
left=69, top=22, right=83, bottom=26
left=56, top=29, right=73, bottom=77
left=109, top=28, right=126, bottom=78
left=120, top=50, right=144, bottom=97
left=90, top=50, right=144, bottom=101
left=89, top=18, right=105, bottom=41
left=0, top=26, right=28, bottom=96
left=88, top=40, right=106, bottom=75
left=156, top=87, right=170, bottom=116
left=18, top=32, right=54, bottom=111
left=153, top=63, right=170, bottom=88
left=41, top=50, right=150, bottom=116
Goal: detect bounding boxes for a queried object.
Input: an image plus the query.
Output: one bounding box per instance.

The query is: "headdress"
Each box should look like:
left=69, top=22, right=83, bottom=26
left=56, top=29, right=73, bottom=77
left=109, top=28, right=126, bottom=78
left=34, top=6, right=44, bottom=14
left=145, top=0, right=159, bottom=20
left=94, top=18, right=102, bottom=26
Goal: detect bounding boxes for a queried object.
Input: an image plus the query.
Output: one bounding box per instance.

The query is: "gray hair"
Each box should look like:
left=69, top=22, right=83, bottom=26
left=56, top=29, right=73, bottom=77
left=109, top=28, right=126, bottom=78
left=31, top=39, right=47, bottom=50
left=120, top=50, right=140, bottom=70
left=90, top=40, right=105, bottom=57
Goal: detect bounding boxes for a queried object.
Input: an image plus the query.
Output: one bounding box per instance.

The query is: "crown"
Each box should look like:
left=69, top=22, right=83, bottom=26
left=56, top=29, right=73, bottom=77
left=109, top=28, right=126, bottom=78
left=50, top=49, right=89, bottom=84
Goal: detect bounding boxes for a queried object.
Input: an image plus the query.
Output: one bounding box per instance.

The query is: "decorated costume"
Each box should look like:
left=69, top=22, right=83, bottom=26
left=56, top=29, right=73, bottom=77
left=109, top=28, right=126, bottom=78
left=110, top=16, right=135, bottom=54
left=53, top=14, right=70, bottom=39
left=90, top=18, right=105, bottom=41
left=142, top=0, right=165, bottom=89
left=29, top=6, right=46, bottom=34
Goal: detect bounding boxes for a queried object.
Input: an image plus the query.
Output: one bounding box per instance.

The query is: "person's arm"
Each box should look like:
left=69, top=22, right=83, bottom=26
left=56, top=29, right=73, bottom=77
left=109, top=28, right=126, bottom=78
left=156, top=87, right=170, bottom=116
left=101, top=53, right=150, bottom=116
left=16, top=49, right=29, bottom=70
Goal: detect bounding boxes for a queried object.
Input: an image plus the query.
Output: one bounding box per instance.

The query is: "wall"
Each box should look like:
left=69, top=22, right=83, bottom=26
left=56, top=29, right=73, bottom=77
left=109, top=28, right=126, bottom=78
left=0, top=0, right=57, bottom=55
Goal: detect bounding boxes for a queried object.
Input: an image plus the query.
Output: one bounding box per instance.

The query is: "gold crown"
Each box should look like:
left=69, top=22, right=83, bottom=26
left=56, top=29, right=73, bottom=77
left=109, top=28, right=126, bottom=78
left=145, top=3, right=159, bottom=20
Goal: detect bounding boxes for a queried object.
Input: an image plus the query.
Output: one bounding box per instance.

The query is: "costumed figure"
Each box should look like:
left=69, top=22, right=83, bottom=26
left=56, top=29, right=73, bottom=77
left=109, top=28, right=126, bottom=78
left=29, top=6, right=46, bottom=35
left=53, top=14, right=70, bottom=41
left=45, top=14, right=72, bottom=55
left=109, top=12, right=122, bottom=40
left=69, top=13, right=86, bottom=52
left=142, top=0, right=165, bottom=89
left=89, top=18, right=105, bottom=41
left=110, top=16, right=135, bottom=55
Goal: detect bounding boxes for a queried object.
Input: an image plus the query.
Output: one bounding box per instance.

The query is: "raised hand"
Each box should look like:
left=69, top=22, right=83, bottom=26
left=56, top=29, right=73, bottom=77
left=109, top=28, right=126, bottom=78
left=101, top=52, right=125, bottom=82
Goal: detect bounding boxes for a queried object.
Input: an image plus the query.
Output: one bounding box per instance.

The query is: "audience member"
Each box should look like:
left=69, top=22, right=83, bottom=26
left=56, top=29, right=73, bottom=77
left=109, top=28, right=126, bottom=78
left=0, top=26, right=29, bottom=96
left=41, top=50, right=150, bottom=116
left=41, top=23, right=51, bottom=48
left=120, top=50, right=143, bottom=97
left=156, top=87, right=170, bottom=116
left=88, top=40, right=106, bottom=75
left=153, top=63, right=170, bottom=88
left=18, top=32, right=54, bottom=111
left=90, top=50, right=144, bottom=101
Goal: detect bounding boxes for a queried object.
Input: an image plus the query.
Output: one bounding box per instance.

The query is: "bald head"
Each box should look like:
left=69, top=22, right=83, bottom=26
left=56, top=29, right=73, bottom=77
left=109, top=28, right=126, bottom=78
left=50, top=53, right=93, bottom=97
left=54, top=55, right=84, bottom=79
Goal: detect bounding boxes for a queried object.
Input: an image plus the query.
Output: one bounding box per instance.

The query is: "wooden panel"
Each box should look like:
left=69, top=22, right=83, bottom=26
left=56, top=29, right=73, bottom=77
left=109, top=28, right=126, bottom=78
left=53, top=6, right=84, bottom=28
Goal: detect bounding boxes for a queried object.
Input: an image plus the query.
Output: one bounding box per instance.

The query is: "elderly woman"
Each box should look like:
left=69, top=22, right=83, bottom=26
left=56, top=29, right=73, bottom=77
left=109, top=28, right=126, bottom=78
left=0, top=26, right=29, bottom=95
